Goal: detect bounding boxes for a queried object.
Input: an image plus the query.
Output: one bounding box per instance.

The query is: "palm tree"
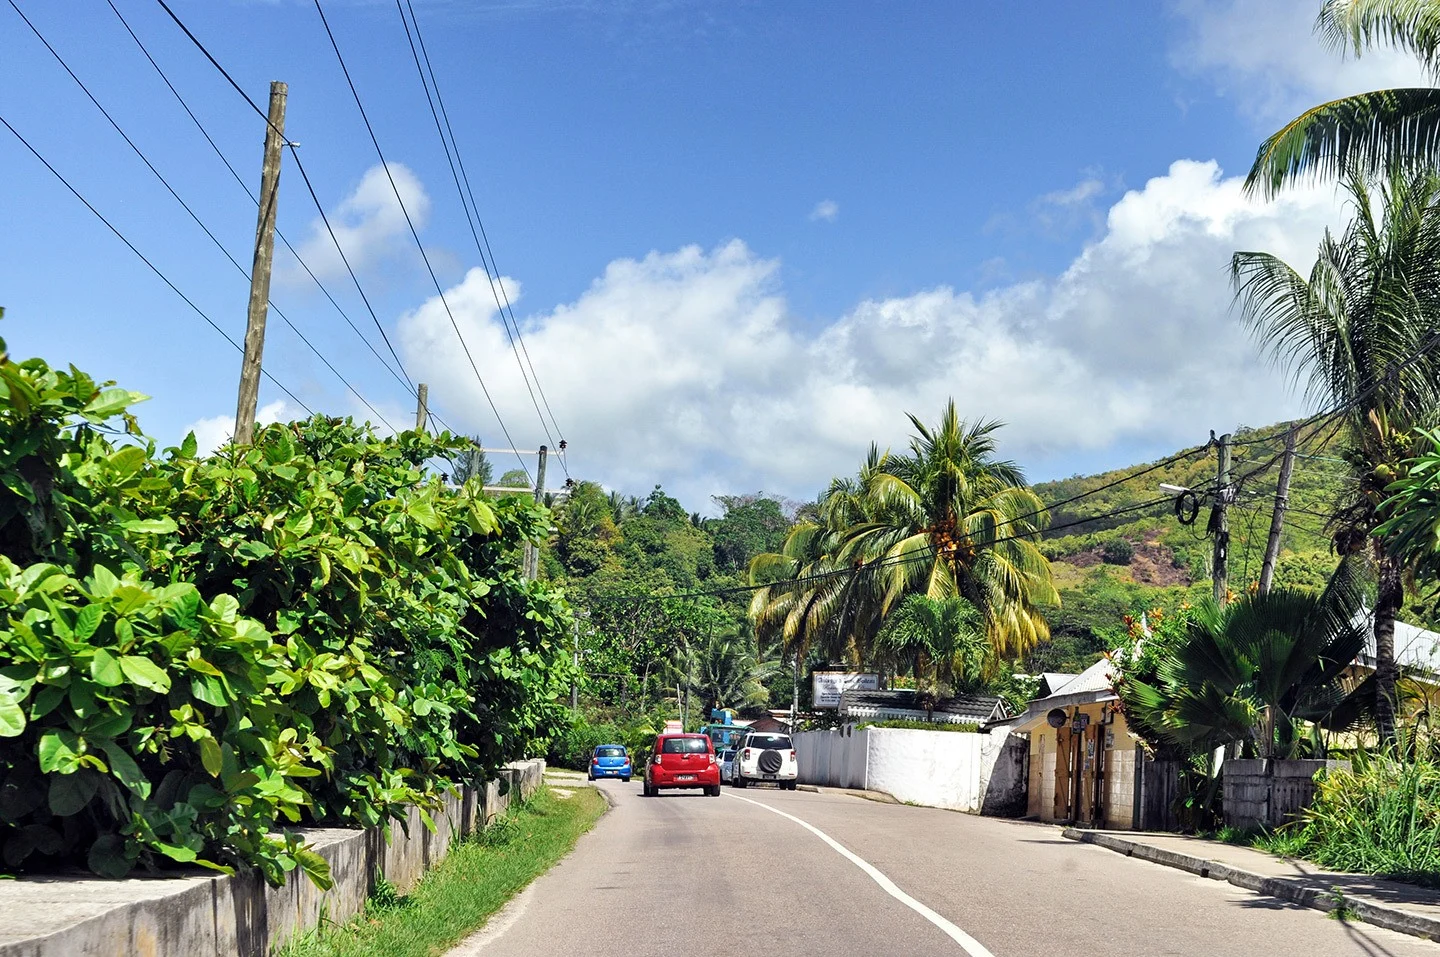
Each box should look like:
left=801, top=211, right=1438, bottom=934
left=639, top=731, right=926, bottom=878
left=874, top=595, right=989, bottom=698
left=838, top=402, right=1058, bottom=656
left=747, top=446, right=892, bottom=667
left=446, top=436, right=492, bottom=487
left=1232, top=168, right=1440, bottom=739
left=1247, top=0, right=1440, bottom=195
left=1121, top=558, right=1373, bottom=757
left=669, top=628, right=777, bottom=718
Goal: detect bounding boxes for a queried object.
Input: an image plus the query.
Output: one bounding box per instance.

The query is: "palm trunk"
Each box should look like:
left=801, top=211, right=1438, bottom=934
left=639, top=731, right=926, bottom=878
left=1375, top=549, right=1403, bottom=744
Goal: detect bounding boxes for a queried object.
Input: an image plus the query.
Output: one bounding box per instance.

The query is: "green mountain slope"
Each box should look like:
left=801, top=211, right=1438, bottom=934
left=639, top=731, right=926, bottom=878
left=1025, top=419, right=1349, bottom=673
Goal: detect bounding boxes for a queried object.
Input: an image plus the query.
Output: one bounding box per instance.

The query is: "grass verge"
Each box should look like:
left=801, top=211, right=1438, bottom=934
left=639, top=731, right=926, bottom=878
left=278, top=785, right=606, bottom=957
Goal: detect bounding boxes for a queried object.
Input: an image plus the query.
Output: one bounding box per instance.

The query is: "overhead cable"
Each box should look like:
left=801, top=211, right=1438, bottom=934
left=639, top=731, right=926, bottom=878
left=0, top=111, right=313, bottom=416
left=311, top=0, right=532, bottom=481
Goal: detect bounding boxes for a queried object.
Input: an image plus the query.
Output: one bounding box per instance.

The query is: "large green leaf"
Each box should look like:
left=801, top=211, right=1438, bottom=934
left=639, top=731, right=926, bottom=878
left=0, top=692, right=25, bottom=737
left=87, top=834, right=135, bottom=879
left=37, top=729, right=81, bottom=774
left=90, top=649, right=123, bottom=687
left=48, top=771, right=99, bottom=816
left=118, top=656, right=171, bottom=693
left=99, top=742, right=150, bottom=799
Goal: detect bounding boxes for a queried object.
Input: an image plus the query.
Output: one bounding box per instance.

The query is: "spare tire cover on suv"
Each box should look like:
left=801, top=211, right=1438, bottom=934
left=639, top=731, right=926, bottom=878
left=757, top=749, right=784, bottom=774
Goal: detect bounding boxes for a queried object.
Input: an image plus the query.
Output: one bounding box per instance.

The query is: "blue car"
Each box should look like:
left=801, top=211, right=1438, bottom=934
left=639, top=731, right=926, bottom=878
left=588, top=744, right=632, bottom=781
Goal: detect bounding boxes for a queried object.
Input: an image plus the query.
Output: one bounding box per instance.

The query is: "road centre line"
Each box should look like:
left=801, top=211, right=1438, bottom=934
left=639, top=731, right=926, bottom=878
left=726, top=793, right=996, bottom=957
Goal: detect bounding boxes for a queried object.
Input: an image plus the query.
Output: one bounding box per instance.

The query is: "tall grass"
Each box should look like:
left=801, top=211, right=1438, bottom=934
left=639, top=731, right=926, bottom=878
left=1267, top=746, right=1440, bottom=887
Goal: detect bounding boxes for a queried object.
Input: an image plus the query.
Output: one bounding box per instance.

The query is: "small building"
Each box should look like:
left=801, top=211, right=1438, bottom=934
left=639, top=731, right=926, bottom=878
left=838, top=689, right=1012, bottom=726
left=1011, top=658, right=1149, bottom=830
left=743, top=712, right=792, bottom=735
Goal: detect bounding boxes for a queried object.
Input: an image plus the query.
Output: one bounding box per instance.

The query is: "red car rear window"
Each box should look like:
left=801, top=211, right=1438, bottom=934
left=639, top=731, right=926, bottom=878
left=660, top=737, right=710, bottom=754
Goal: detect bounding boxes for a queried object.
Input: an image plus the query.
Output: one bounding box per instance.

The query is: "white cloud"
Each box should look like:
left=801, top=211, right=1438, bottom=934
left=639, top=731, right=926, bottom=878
left=397, top=158, right=1349, bottom=510
left=184, top=399, right=298, bottom=455
left=279, top=162, right=430, bottom=284
left=1171, top=0, right=1428, bottom=121
left=809, top=199, right=839, bottom=223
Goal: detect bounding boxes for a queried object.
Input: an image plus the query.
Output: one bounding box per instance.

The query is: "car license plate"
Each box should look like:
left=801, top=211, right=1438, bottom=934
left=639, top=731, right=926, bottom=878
left=763, top=773, right=777, bottom=780
left=676, top=774, right=695, bottom=781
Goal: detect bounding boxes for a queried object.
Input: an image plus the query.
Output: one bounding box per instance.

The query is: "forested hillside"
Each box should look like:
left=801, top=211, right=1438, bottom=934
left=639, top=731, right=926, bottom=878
left=542, top=419, right=1369, bottom=705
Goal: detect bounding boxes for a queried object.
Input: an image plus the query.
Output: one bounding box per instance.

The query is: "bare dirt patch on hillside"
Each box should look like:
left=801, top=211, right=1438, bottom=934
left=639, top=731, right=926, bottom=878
left=1053, top=532, right=1190, bottom=587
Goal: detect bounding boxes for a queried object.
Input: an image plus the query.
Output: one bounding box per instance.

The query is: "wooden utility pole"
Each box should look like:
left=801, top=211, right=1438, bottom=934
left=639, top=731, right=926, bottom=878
left=1258, top=428, right=1297, bottom=596
left=523, top=444, right=548, bottom=580
left=1210, top=433, right=1233, bottom=606
left=414, top=383, right=428, bottom=433
left=234, top=81, right=287, bottom=446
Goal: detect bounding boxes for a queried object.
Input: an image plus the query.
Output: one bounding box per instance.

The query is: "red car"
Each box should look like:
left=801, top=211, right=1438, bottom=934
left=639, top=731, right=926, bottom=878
left=643, top=733, right=722, bottom=797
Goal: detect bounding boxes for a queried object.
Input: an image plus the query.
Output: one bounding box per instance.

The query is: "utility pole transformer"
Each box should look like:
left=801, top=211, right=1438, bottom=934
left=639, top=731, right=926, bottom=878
left=1258, top=428, right=1297, bottom=596
left=234, top=81, right=287, bottom=446
left=414, top=383, right=428, bottom=433
left=1210, top=432, right=1232, bottom=606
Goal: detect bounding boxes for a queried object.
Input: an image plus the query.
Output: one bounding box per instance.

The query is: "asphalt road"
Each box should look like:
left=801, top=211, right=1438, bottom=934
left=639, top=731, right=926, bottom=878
left=454, top=780, right=1440, bottom=957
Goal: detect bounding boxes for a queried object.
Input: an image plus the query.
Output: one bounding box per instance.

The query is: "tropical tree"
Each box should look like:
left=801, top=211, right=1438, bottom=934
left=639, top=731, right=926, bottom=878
left=1380, top=426, right=1440, bottom=585
left=1232, top=168, right=1440, bottom=739
left=446, top=436, right=492, bottom=487
left=873, top=595, right=989, bottom=697
left=1246, top=0, right=1440, bottom=195
left=668, top=626, right=777, bottom=718
left=1119, top=558, right=1373, bottom=758
left=837, top=402, right=1058, bottom=656
left=747, top=446, right=892, bottom=665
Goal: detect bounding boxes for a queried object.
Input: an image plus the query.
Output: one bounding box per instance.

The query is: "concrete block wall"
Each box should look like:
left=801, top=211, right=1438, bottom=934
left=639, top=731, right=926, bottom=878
left=1223, top=758, right=1348, bottom=830
left=794, top=725, right=1026, bottom=814
left=0, top=758, right=546, bottom=957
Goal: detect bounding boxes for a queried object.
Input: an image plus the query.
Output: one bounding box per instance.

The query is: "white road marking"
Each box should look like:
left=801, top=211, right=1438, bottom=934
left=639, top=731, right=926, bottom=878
left=728, top=793, right=996, bottom=957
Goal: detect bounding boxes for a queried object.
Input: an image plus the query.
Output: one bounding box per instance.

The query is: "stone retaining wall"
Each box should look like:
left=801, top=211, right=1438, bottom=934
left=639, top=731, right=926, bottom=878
left=0, top=759, right=545, bottom=957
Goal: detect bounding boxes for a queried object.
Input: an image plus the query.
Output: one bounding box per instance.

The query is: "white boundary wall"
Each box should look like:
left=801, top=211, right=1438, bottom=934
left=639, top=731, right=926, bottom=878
left=794, top=725, right=1025, bottom=814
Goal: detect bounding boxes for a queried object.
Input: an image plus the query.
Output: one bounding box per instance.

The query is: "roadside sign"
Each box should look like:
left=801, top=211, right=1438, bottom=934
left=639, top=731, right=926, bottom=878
left=812, top=671, right=880, bottom=709
left=662, top=719, right=684, bottom=735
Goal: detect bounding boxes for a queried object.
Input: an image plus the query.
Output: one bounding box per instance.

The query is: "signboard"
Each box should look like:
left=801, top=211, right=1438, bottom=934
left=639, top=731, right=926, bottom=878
left=812, top=671, right=880, bottom=709
left=662, top=719, right=684, bottom=735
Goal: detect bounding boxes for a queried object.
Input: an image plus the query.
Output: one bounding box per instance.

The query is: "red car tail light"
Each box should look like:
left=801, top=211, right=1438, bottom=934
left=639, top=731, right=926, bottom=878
left=708, top=754, right=716, bottom=765
left=591, top=757, right=599, bottom=765
left=790, top=750, right=797, bottom=762
left=742, top=749, right=751, bottom=760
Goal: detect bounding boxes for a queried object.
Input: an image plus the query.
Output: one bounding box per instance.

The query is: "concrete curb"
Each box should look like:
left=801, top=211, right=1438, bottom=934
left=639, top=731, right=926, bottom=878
left=1062, top=828, right=1440, bottom=942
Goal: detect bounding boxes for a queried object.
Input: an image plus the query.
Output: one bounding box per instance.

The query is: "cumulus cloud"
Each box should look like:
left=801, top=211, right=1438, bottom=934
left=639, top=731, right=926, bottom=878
left=1171, top=0, right=1428, bottom=121
left=396, top=158, right=1348, bottom=510
left=184, top=399, right=300, bottom=455
left=278, top=162, right=430, bottom=284
left=809, top=199, right=839, bottom=222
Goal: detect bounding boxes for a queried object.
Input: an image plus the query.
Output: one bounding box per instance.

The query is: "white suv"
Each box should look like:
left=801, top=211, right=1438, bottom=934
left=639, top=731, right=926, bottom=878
left=729, top=732, right=798, bottom=790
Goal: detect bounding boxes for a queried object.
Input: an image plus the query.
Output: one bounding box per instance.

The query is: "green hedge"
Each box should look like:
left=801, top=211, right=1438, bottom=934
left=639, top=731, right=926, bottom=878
left=0, top=330, right=573, bottom=886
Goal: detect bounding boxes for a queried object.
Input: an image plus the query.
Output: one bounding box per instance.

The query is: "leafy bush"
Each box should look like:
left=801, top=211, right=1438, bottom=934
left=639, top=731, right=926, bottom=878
left=546, top=712, right=659, bottom=771
left=1101, top=538, right=1135, bottom=565
left=0, top=334, right=573, bottom=884
left=1268, top=748, right=1440, bottom=886
left=855, top=719, right=980, bottom=733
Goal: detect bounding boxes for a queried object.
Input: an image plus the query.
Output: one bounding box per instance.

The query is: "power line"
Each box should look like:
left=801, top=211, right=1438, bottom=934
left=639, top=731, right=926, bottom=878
left=149, top=0, right=442, bottom=427
left=396, top=0, right=570, bottom=476
left=109, top=0, right=418, bottom=409
left=625, top=493, right=1178, bottom=603
left=10, top=0, right=396, bottom=431
left=310, top=0, right=532, bottom=482
left=0, top=111, right=313, bottom=417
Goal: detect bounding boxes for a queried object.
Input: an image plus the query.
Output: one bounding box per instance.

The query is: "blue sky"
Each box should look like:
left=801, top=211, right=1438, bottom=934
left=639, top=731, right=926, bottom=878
left=0, top=0, right=1427, bottom=509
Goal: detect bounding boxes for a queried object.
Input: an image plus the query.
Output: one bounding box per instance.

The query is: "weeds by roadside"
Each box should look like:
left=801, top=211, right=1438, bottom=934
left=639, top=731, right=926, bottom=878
left=276, top=786, right=605, bottom=957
